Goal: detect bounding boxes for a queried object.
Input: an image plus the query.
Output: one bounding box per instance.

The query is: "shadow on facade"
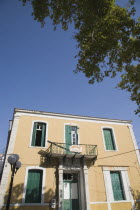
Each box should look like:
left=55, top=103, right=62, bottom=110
left=3, top=183, right=57, bottom=210
left=38, top=149, right=96, bottom=169
left=130, top=188, right=140, bottom=210
left=38, top=149, right=59, bottom=168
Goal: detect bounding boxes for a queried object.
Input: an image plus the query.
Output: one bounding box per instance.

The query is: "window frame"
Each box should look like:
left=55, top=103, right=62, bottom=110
left=103, top=167, right=132, bottom=203
left=64, top=123, right=80, bottom=145
left=29, top=120, right=48, bottom=148
left=101, top=126, right=118, bottom=151
left=22, top=166, right=46, bottom=204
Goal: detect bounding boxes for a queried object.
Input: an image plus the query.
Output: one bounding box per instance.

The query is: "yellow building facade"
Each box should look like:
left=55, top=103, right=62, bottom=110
left=0, top=108, right=140, bottom=210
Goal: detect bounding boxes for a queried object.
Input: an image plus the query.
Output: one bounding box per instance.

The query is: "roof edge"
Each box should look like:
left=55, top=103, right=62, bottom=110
left=14, top=108, right=132, bottom=124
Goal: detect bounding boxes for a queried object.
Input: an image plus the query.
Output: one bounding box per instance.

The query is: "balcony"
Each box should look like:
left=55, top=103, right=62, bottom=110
left=45, top=141, right=97, bottom=160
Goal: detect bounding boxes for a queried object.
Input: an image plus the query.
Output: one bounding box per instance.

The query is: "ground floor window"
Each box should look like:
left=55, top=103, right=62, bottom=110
left=110, top=171, right=125, bottom=201
left=103, top=167, right=131, bottom=202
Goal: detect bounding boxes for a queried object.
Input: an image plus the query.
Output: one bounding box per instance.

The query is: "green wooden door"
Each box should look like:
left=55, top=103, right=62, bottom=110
left=65, top=125, right=78, bottom=154
left=63, top=174, right=79, bottom=210
left=25, top=170, right=43, bottom=203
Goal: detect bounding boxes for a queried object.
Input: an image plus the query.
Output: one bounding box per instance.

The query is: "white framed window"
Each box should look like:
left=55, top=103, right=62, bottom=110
left=29, top=121, right=48, bottom=148
left=101, top=127, right=118, bottom=151
left=22, top=166, right=46, bottom=204
left=103, top=167, right=132, bottom=203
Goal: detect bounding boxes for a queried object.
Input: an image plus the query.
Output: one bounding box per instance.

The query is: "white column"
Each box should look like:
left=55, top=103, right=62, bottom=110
left=83, top=160, right=90, bottom=210
left=0, top=115, right=20, bottom=208
left=58, top=158, right=63, bottom=210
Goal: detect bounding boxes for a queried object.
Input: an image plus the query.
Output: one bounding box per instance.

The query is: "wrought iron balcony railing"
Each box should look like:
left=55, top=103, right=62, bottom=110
left=46, top=141, right=97, bottom=158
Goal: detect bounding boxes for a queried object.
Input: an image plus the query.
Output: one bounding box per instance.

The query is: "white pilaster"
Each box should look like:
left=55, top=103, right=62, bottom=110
left=83, top=160, right=90, bottom=210
left=128, top=125, right=140, bottom=166
left=103, top=170, right=112, bottom=210
left=0, top=115, right=20, bottom=208
left=58, top=158, right=63, bottom=210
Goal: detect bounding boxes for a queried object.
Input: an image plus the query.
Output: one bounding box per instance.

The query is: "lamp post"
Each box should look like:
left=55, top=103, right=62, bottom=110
left=6, top=154, right=21, bottom=210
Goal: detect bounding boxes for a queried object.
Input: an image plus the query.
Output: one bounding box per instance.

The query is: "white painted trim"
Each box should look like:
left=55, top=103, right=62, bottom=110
left=103, top=167, right=134, bottom=209
left=22, top=166, right=46, bottom=204
left=0, top=115, right=20, bottom=208
left=90, top=201, right=107, bottom=204
left=29, top=120, right=48, bottom=148
left=64, top=123, right=80, bottom=144
left=128, top=125, right=140, bottom=166
left=124, top=169, right=135, bottom=209
left=83, top=164, right=91, bottom=210
left=90, top=201, right=132, bottom=204
left=2, top=203, right=50, bottom=206
left=58, top=158, right=87, bottom=210
left=121, top=171, right=130, bottom=200
left=101, top=126, right=118, bottom=152
left=15, top=111, right=131, bottom=126
left=103, top=170, right=112, bottom=210
left=103, top=167, right=127, bottom=171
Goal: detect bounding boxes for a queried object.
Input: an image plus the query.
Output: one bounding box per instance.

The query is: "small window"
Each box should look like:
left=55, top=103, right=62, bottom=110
left=31, top=122, right=46, bottom=147
left=110, top=171, right=125, bottom=201
left=25, top=169, right=43, bottom=203
left=103, top=128, right=116, bottom=150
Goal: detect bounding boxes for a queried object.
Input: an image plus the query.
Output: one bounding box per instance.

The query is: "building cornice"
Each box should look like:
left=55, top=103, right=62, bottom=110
left=14, top=108, right=132, bottom=125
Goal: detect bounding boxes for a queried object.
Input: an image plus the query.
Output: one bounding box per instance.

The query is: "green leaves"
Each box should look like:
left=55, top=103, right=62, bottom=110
left=21, top=0, right=140, bottom=115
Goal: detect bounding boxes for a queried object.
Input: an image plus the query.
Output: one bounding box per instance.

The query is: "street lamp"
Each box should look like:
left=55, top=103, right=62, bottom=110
left=6, top=154, right=21, bottom=210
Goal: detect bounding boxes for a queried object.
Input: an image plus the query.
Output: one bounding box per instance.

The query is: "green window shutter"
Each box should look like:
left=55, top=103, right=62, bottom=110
left=65, top=125, right=72, bottom=153
left=76, top=126, right=78, bottom=145
left=25, top=170, right=43, bottom=203
left=111, top=172, right=125, bottom=201
left=103, top=129, right=115, bottom=150
left=65, top=125, right=72, bottom=145
left=41, top=123, right=46, bottom=147
left=31, top=122, right=37, bottom=146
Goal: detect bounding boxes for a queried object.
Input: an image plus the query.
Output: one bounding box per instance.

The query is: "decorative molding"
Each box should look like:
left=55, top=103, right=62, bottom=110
left=14, top=109, right=132, bottom=125
left=63, top=158, right=81, bottom=169
left=103, top=167, right=127, bottom=171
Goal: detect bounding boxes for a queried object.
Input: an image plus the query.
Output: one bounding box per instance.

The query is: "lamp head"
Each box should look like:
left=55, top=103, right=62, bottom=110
left=7, top=154, right=20, bottom=165
left=14, top=154, right=19, bottom=161
left=15, top=161, right=21, bottom=169
left=8, top=155, right=17, bottom=165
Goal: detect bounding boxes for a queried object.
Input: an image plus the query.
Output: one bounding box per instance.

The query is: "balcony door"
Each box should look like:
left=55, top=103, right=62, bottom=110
left=63, top=173, right=79, bottom=210
left=65, top=125, right=78, bottom=153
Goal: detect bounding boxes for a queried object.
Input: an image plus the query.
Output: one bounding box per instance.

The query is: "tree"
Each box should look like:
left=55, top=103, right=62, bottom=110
left=21, top=0, right=140, bottom=114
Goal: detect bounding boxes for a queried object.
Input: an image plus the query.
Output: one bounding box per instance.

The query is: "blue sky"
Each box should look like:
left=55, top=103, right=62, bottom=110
left=0, top=0, right=140, bottom=152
